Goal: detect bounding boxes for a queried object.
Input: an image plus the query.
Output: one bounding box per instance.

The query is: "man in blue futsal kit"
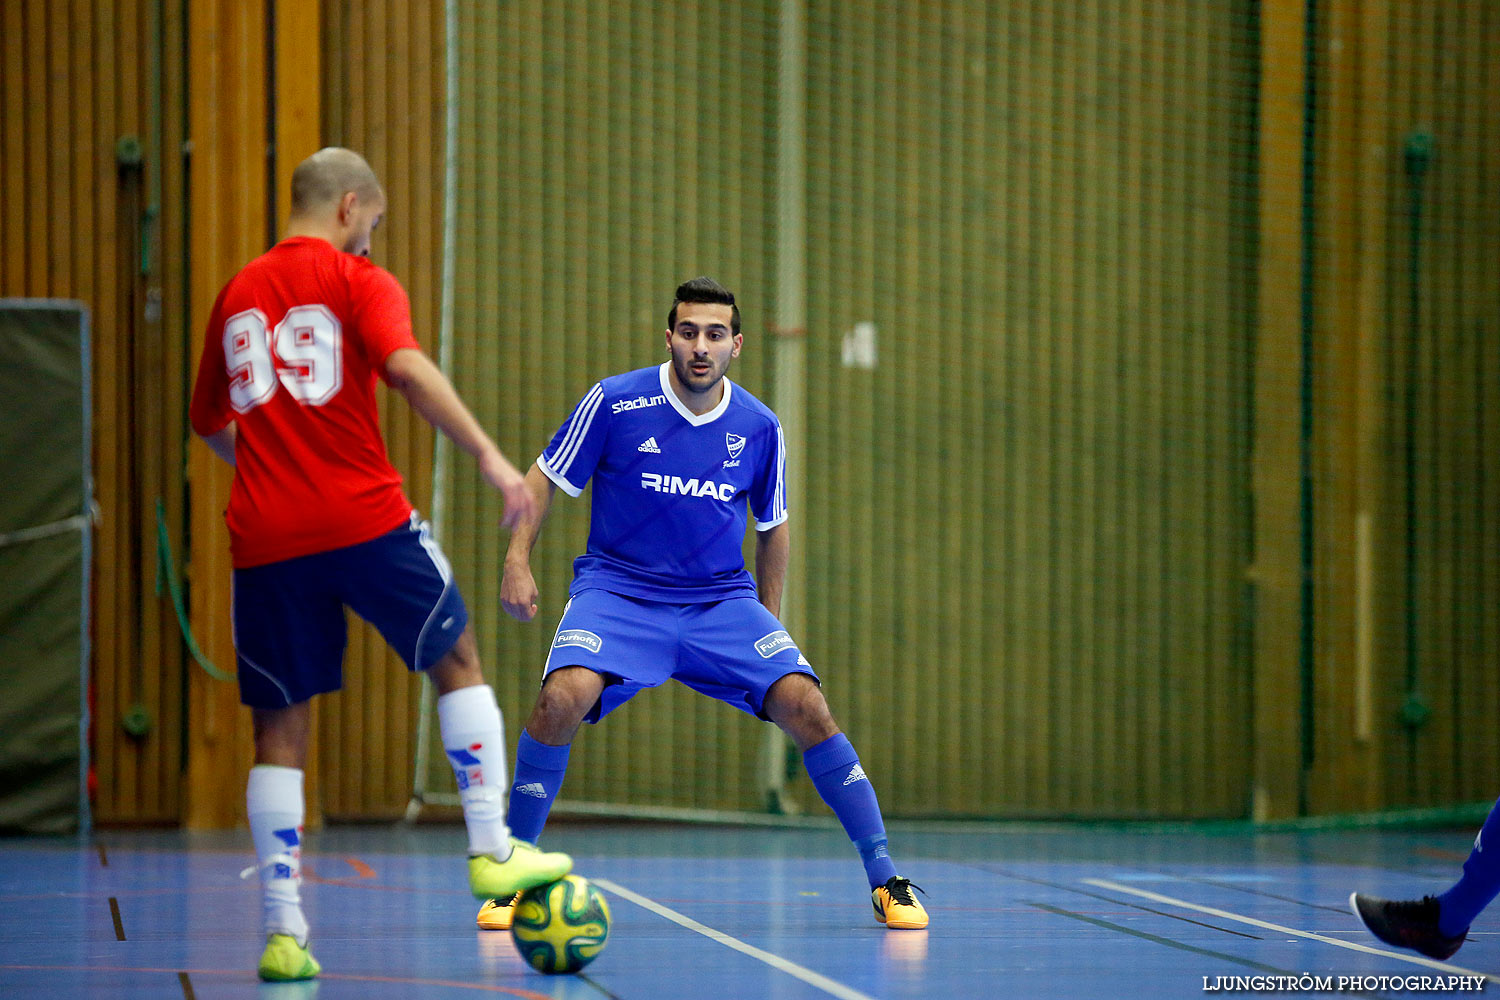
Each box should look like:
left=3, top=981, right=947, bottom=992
left=1351, top=800, right=1500, bottom=958
left=474, top=276, right=928, bottom=933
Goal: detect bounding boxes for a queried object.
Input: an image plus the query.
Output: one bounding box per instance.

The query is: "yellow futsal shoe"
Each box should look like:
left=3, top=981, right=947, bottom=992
left=872, top=876, right=929, bottom=930
left=476, top=892, right=520, bottom=931
left=257, top=933, right=321, bottom=981
left=468, top=838, right=573, bottom=901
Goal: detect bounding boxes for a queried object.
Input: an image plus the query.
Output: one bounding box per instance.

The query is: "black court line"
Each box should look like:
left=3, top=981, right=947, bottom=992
left=1025, top=901, right=1287, bottom=974
left=1027, top=900, right=1386, bottom=998
left=108, top=897, right=125, bottom=941
left=578, top=972, right=625, bottom=999
left=96, top=844, right=108, bottom=867
left=177, top=971, right=195, bottom=999
left=1176, top=874, right=1351, bottom=915
left=980, top=865, right=1262, bottom=940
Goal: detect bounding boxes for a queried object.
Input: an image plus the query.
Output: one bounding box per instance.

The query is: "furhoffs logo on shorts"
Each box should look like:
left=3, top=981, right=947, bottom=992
left=754, top=630, right=797, bottom=658
left=554, top=629, right=603, bottom=654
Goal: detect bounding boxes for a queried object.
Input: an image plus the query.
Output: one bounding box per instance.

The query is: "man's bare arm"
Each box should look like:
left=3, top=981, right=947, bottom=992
left=383, top=347, right=535, bottom=530
left=755, top=521, right=789, bottom=618
left=500, top=463, right=559, bottom=622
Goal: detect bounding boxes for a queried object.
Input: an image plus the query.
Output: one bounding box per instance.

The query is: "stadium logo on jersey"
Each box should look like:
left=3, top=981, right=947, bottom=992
left=554, top=629, right=603, bottom=654
left=754, top=630, right=798, bottom=658
left=612, top=393, right=668, bottom=414
left=726, top=433, right=747, bottom=459
left=638, top=437, right=661, bottom=453
left=639, top=472, right=735, bottom=502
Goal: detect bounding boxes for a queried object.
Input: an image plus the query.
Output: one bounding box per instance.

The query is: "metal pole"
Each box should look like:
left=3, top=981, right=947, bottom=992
left=406, top=0, right=463, bottom=823
left=766, top=0, right=807, bottom=814
left=79, top=304, right=95, bottom=837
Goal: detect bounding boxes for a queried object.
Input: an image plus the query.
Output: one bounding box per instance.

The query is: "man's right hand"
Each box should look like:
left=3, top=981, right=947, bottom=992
left=497, top=462, right=555, bottom=622
left=501, top=562, right=541, bottom=622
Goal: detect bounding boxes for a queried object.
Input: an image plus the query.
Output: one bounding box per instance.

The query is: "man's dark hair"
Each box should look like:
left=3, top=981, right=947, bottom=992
left=667, top=276, right=740, bottom=336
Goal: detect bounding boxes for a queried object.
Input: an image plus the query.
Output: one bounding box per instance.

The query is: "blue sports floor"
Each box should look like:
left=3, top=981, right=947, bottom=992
left=0, top=820, right=1494, bottom=999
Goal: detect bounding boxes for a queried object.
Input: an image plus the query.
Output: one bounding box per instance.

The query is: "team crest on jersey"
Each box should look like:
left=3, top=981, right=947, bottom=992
left=726, top=433, right=746, bottom=460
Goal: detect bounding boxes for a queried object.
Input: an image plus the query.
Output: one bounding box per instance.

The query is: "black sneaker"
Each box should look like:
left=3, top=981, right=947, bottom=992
left=1349, top=892, right=1467, bottom=959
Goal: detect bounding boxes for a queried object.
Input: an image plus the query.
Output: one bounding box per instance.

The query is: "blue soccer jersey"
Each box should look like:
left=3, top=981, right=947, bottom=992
left=537, top=363, right=787, bottom=602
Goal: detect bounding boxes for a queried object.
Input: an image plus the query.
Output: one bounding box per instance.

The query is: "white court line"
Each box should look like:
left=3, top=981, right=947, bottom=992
left=591, top=877, right=878, bottom=1000
left=1084, top=878, right=1496, bottom=982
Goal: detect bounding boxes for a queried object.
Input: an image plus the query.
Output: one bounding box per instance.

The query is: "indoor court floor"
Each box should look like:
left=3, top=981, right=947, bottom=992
left=0, top=819, right=1495, bottom=998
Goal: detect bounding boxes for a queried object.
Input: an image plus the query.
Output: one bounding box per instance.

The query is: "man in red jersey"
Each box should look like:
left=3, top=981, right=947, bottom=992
left=190, top=147, right=570, bottom=982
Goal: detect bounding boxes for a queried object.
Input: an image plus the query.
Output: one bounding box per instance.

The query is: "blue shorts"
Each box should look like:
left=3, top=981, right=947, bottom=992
left=542, top=589, right=819, bottom=722
left=232, top=513, right=468, bottom=708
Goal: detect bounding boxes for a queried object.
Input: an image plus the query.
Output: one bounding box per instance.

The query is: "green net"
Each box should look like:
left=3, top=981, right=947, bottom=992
left=0, top=301, right=92, bottom=834
left=411, top=1, right=1500, bottom=822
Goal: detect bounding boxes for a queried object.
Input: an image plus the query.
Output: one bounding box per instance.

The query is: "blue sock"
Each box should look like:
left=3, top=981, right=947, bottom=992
left=1438, top=796, right=1500, bottom=937
left=506, top=730, right=571, bottom=844
left=803, top=733, right=898, bottom=889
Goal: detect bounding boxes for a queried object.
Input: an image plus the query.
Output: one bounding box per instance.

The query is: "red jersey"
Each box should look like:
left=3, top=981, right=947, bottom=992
left=190, top=236, right=419, bottom=568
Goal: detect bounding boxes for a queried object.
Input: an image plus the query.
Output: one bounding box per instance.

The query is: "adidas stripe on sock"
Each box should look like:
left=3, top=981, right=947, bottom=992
left=803, top=734, right=899, bottom=889
left=507, top=730, right=571, bottom=844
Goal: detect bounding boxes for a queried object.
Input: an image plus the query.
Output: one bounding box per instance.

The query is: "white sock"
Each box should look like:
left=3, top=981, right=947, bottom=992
left=437, top=684, right=512, bottom=857
left=246, top=764, right=309, bottom=944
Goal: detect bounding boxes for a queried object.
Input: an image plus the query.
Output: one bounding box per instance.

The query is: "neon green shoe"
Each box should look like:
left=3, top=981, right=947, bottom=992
left=467, top=838, right=572, bottom=900
left=257, top=933, right=321, bottom=981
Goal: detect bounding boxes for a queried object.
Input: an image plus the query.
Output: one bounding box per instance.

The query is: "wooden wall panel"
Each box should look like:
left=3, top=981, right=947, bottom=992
left=2, top=0, right=189, bottom=824
left=408, top=0, right=1267, bottom=821
left=183, top=0, right=270, bottom=829
left=1253, top=0, right=1309, bottom=820
left=182, top=0, right=320, bottom=829
left=1369, top=0, right=1500, bottom=809
left=407, top=0, right=781, bottom=817
left=317, top=0, right=444, bottom=819
left=145, top=0, right=1500, bottom=824
left=801, top=1, right=1259, bottom=819
left=1301, top=0, right=1389, bottom=816
left=3, top=0, right=1484, bottom=831
left=1219, top=0, right=1500, bottom=819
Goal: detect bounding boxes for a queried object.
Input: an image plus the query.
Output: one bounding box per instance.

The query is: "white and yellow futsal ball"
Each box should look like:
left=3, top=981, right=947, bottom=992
left=510, top=874, right=611, bottom=974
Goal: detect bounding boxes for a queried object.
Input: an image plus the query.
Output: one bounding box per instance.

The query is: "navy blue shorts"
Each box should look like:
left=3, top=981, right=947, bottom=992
left=542, top=589, right=819, bottom=722
left=232, top=513, right=469, bottom=708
